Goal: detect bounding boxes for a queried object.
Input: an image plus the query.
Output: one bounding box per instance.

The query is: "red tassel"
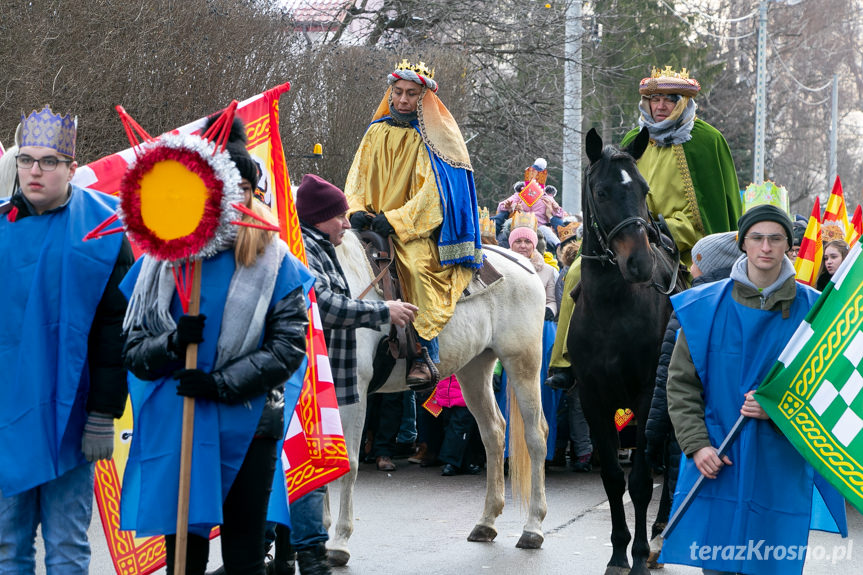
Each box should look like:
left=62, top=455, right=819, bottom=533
left=7, top=206, right=18, bottom=223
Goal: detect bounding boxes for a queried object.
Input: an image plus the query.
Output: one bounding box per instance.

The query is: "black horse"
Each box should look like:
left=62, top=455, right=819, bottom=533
left=567, top=127, right=683, bottom=575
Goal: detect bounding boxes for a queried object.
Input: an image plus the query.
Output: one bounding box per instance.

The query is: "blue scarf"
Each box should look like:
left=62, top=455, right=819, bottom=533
left=0, top=186, right=122, bottom=495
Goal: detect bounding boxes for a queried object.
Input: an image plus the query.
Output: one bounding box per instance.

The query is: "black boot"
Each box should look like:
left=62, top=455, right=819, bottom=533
left=296, top=543, right=331, bottom=575
left=267, top=557, right=296, bottom=575
left=545, top=367, right=574, bottom=391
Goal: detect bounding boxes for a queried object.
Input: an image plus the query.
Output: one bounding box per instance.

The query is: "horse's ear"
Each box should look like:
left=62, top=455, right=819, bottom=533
left=625, top=127, right=650, bottom=161
left=586, top=128, right=603, bottom=164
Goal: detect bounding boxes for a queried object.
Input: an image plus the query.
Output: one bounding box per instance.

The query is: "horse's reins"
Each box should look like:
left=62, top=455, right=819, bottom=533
left=581, top=163, right=681, bottom=295
left=357, top=235, right=396, bottom=299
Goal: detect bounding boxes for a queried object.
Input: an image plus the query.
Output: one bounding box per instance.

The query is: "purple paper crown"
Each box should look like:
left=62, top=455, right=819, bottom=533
left=20, top=105, right=77, bottom=157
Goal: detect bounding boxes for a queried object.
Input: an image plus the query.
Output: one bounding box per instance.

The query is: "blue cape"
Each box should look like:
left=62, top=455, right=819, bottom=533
left=0, top=187, right=122, bottom=495
left=119, top=248, right=313, bottom=537
left=661, top=279, right=846, bottom=575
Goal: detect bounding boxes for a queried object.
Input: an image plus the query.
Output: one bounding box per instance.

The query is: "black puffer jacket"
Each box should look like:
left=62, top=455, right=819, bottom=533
left=646, top=266, right=732, bottom=480
left=123, top=286, right=308, bottom=439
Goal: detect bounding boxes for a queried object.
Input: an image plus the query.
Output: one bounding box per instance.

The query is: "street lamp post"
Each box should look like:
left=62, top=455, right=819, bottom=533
left=562, top=0, right=583, bottom=215
left=753, top=0, right=805, bottom=185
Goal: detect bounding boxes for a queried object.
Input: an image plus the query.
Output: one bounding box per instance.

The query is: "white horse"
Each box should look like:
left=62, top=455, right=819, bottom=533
left=324, top=230, right=549, bottom=566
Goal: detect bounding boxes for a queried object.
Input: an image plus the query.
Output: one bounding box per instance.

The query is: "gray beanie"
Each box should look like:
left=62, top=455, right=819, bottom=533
left=691, top=231, right=740, bottom=276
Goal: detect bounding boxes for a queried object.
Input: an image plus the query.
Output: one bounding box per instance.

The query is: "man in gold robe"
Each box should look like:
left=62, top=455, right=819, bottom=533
left=345, top=60, right=482, bottom=390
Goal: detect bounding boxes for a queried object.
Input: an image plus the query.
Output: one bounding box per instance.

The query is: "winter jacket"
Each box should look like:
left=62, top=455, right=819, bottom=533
left=435, top=375, right=466, bottom=408
left=301, top=223, right=391, bottom=405
left=124, top=286, right=308, bottom=439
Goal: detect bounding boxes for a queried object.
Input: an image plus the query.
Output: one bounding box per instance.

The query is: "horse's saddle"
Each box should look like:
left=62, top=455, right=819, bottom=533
left=357, top=231, right=504, bottom=393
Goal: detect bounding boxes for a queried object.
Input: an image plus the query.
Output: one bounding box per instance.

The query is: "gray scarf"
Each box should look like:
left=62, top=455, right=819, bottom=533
left=637, top=98, right=697, bottom=147
left=123, top=239, right=288, bottom=369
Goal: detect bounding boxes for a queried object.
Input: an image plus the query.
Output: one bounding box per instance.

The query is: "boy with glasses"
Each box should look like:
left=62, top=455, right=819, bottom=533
left=661, top=203, right=845, bottom=574
left=0, top=105, right=133, bottom=573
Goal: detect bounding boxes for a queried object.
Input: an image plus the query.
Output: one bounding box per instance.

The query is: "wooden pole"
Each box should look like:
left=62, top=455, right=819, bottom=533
left=174, top=261, right=202, bottom=575
left=661, top=414, right=748, bottom=540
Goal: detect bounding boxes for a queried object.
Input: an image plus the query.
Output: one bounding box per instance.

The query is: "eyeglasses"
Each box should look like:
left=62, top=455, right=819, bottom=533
left=646, top=94, right=681, bottom=104
left=744, top=233, right=787, bottom=246
left=16, top=154, right=72, bottom=172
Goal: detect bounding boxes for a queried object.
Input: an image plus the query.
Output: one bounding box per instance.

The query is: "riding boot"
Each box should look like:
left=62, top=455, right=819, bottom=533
left=545, top=367, right=574, bottom=391
left=295, top=542, right=331, bottom=575
left=406, top=336, right=439, bottom=393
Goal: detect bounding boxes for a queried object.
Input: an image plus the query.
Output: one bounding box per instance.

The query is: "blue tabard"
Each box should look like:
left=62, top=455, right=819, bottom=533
left=661, top=279, right=845, bottom=575
left=0, top=186, right=122, bottom=496
left=119, top=248, right=313, bottom=538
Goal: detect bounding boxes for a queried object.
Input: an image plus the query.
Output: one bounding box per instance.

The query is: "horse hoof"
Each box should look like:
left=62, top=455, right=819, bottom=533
left=328, top=549, right=350, bottom=567
left=603, top=567, right=630, bottom=575
left=515, top=531, right=544, bottom=549
left=467, top=524, right=497, bottom=542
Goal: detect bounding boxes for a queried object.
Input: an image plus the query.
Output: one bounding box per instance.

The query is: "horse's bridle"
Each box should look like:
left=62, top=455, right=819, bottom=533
left=580, top=163, right=681, bottom=295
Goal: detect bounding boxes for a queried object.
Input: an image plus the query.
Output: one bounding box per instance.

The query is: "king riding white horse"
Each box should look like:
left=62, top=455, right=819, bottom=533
left=324, top=230, right=549, bottom=566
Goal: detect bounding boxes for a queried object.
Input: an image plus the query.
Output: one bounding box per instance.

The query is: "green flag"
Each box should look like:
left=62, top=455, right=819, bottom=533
left=755, top=243, right=863, bottom=514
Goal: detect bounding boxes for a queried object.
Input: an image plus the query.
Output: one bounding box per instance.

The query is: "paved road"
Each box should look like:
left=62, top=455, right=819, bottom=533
left=41, top=459, right=863, bottom=574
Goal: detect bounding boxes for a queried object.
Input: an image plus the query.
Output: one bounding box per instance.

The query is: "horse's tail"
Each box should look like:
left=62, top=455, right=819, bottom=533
left=507, top=383, right=532, bottom=510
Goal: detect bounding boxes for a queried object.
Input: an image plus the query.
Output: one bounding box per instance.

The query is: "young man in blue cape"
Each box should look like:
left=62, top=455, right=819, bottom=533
left=0, top=106, right=133, bottom=573
left=664, top=203, right=847, bottom=575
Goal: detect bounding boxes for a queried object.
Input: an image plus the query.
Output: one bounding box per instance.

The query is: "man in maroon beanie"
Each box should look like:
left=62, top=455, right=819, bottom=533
left=296, top=173, right=417, bottom=404
left=271, top=174, right=418, bottom=573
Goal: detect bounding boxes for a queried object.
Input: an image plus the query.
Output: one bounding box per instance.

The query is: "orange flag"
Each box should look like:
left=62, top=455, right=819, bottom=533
left=824, top=176, right=850, bottom=235
left=847, top=205, right=862, bottom=246
left=794, top=196, right=823, bottom=286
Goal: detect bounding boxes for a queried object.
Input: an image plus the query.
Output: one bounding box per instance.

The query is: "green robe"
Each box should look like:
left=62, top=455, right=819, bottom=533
left=621, top=118, right=742, bottom=267
left=551, top=119, right=741, bottom=371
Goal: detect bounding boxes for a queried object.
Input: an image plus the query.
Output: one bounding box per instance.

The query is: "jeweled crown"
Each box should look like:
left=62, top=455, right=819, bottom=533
left=395, top=59, right=435, bottom=79
left=20, top=105, right=77, bottom=157
left=651, top=66, right=690, bottom=80
left=478, top=207, right=496, bottom=238
left=512, top=211, right=538, bottom=231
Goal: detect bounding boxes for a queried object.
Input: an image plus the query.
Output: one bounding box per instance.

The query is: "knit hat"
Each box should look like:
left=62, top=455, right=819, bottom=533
left=203, top=114, right=259, bottom=189
left=225, top=141, right=259, bottom=190
left=736, top=204, right=794, bottom=251
left=509, top=226, right=538, bottom=248
left=691, top=232, right=739, bottom=276
left=296, top=174, right=349, bottom=225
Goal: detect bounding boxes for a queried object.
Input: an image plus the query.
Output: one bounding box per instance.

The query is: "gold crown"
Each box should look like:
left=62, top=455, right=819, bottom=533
left=524, top=166, right=547, bottom=187
left=512, top=211, right=538, bottom=232
left=395, top=59, right=435, bottom=79
left=557, top=221, right=581, bottom=244
left=479, top=207, right=496, bottom=238
left=822, top=221, right=846, bottom=243
left=651, top=65, right=691, bottom=80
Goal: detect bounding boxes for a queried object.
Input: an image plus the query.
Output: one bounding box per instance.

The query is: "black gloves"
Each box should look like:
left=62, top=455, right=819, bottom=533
left=544, top=307, right=555, bottom=322
left=349, top=211, right=374, bottom=230
left=170, top=314, right=206, bottom=354
left=371, top=213, right=395, bottom=237
left=174, top=369, right=220, bottom=400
